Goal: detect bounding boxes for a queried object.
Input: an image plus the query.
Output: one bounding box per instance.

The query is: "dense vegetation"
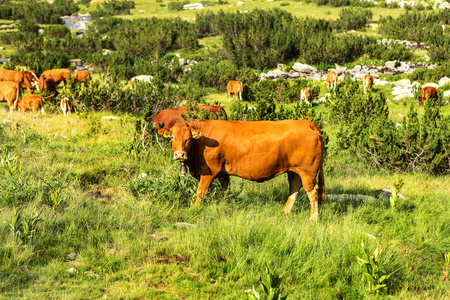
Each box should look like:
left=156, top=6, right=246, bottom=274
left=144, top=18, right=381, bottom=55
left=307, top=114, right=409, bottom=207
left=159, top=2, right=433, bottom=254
left=379, top=10, right=450, bottom=60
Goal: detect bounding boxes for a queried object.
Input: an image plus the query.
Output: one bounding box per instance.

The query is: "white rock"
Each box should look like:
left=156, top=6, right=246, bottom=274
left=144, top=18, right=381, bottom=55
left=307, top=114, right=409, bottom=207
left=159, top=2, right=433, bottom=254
left=423, top=82, right=439, bottom=89
left=237, top=1, right=245, bottom=5
left=443, top=90, right=450, bottom=98
left=292, top=63, right=317, bottom=73
left=393, top=93, right=414, bottom=100
left=130, top=75, right=153, bottom=83
left=378, top=189, right=405, bottom=201
left=183, top=3, right=204, bottom=10
left=85, top=271, right=100, bottom=278
left=67, top=267, right=76, bottom=273
left=439, top=2, right=450, bottom=9
left=102, top=116, right=120, bottom=120
left=439, top=76, right=450, bottom=87
left=394, top=79, right=411, bottom=88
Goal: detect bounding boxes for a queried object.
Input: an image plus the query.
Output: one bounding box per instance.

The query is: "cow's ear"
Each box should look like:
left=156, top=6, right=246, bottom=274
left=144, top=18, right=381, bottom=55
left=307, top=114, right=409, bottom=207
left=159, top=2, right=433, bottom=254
left=158, top=128, right=172, bottom=138
left=191, top=129, right=203, bottom=139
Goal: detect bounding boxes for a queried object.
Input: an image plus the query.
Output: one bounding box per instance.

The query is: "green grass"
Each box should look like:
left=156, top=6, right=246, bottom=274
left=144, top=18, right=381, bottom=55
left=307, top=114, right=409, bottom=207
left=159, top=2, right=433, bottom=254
left=85, top=0, right=406, bottom=22
left=0, top=101, right=449, bottom=299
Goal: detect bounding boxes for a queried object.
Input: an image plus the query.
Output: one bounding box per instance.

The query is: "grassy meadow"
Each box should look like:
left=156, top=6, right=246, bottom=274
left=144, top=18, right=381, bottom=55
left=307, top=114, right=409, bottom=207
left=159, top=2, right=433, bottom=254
left=0, top=92, right=449, bottom=299
left=0, top=0, right=450, bottom=298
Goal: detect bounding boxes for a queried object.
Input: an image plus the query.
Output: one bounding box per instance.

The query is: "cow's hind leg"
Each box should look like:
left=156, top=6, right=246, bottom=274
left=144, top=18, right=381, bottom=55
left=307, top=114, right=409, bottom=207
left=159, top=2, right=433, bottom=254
left=282, top=171, right=302, bottom=214
left=296, top=170, right=320, bottom=221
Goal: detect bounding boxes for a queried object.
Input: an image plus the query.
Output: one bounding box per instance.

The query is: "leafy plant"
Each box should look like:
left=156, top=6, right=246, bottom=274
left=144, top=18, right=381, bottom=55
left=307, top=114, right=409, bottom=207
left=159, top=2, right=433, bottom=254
left=389, top=176, right=404, bottom=209
left=4, top=206, right=43, bottom=245
left=248, top=263, right=288, bottom=300
left=355, top=242, right=393, bottom=294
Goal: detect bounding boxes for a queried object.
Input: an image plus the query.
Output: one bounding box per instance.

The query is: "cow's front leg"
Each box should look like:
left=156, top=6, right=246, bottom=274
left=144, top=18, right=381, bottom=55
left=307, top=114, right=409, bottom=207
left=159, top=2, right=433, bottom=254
left=194, top=175, right=215, bottom=205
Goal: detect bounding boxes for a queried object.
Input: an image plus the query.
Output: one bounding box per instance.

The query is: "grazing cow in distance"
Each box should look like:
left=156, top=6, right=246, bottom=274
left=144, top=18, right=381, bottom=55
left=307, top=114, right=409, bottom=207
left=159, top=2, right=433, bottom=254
left=300, top=87, right=313, bottom=106
left=152, top=105, right=227, bottom=129
left=39, top=77, right=59, bottom=96
left=363, top=74, right=374, bottom=94
left=420, top=86, right=438, bottom=106
left=72, top=71, right=90, bottom=82
left=324, top=71, right=337, bottom=90
left=39, top=69, right=71, bottom=88
left=158, top=119, right=325, bottom=221
left=0, top=81, right=22, bottom=114
left=60, top=97, right=73, bottom=116
left=227, top=80, right=243, bottom=101
left=0, top=69, right=37, bottom=94
left=16, top=94, right=53, bottom=114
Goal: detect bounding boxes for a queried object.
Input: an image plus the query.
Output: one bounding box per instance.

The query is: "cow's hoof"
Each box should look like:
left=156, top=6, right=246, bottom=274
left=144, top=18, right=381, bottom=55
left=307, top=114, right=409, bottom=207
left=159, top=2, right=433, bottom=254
left=310, top=213, right=319, bottom=222
left=282, top=209, right=291, bottom=214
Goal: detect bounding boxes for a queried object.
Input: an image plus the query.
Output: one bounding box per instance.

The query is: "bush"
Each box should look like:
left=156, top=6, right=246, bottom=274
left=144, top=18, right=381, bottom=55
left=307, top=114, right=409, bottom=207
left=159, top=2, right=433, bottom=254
left=336, top=8, right=372, bottom=31
left=168, top=0, right=189, bottom=10
left=44, top=25, right=70, bottom=38
left=91, top=0, right=135, bottom=18
left=327, top=78, right=450, bottom=174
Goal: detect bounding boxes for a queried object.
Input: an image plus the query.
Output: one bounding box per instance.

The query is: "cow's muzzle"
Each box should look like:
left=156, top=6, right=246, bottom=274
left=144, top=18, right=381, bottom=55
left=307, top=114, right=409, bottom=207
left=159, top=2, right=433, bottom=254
left=174, top=151, right=188, bottom=161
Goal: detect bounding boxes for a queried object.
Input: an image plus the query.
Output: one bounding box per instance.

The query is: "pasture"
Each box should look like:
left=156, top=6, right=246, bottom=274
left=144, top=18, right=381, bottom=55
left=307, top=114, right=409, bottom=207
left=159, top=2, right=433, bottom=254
left=0, top=93, right=449, bottom=298
left=1, top=0, right=450, bottom=298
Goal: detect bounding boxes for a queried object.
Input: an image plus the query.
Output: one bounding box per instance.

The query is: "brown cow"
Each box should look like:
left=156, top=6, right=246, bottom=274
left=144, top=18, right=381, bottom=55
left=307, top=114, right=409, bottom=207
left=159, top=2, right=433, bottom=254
left=300, top=87, right=313, bottom=106
left=324, top=71, right=337, bottom=90
left=363, top=74, right=374, bottom=94
left=16, top=94, right=53, bottom=114
left=39, top=77, right=58, bottom=96
left=152, top=105, right=227, bottom=129
left=0, top=81, right=22, bottom=114
left=158, top=120, right=325, bottom=221
left=60, top=97, right=73, bottom=116
left=38, top=69, right=71, bottom=88
left=72, top=71, right=90, bottom=82
left=0, top=70, right=37, bottom=94
left=227, top=80, right=243, bottom=102
left=420, top=86, right=438, bottom=106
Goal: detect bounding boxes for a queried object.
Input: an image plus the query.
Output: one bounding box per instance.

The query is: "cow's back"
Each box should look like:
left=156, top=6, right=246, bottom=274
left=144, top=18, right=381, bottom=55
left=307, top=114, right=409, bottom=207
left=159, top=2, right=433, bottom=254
left=188, top=120, right=323, bottom=180
left=153, top=105, right=227, bottom=129
left=421, top=86, right=438, bottom=105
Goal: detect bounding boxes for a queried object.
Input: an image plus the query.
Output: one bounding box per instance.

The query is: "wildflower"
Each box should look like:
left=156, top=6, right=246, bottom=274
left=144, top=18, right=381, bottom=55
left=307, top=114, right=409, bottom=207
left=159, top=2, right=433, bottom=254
left=64, top=208, right=69, bottom=211
left=2, top=282, right=4, bottom=285
left=22, top=148, right=28, bottom=152
left=77, top=146, right=83, bottom=150
left=51, top=214, right=54, bottom=217
left=33, top=116, right=36, bottom=119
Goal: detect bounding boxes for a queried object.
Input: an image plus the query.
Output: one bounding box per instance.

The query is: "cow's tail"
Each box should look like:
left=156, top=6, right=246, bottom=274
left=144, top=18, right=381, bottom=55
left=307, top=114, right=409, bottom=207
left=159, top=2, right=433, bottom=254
left=41, top=94, right=55, bottom=100
left=13, top=84, right=22, bottom=109
left=310, top=121, right=325, bottom=205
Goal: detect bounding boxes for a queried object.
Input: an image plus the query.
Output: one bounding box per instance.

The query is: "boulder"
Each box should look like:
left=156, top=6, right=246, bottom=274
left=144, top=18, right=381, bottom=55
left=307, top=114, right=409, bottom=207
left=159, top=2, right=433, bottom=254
left=393, top=79, right=411, bottom=88
left=131, top=75, right=154, bottom=83
left=423, top=82, right=439, bottom=89
left=439, top=2, right=450, bottom=9
left=439, top=76, right=450, bottom=87
left=385, top=61, right=401, bottom=69
left=292, top=63, right=317, bottom=73
left=374, top=80, right=393, bottom=86
left=183, top=3, right=204, bottom=9
left=393, top=92, right=414, bottom=100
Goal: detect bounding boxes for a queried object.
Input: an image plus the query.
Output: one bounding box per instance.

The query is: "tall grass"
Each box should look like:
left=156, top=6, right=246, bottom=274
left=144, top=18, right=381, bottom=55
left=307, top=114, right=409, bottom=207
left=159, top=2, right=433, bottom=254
left=0, top=106, right=449, bottom=299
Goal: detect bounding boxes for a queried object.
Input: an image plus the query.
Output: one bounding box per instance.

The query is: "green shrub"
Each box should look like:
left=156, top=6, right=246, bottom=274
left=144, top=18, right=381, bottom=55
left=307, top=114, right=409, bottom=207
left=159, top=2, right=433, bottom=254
left=168, top=0, right=189, bottom=10
left=327, top=78, right=450, bottom=174
left=44, top=25, right=70, bottom=38
left=91, top=0, right=135, bottom=18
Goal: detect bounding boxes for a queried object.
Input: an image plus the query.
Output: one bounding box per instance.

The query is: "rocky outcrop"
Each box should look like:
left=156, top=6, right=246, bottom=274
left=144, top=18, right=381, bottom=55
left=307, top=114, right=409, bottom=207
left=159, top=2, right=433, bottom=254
left=259, top=61, right=438, bottom=82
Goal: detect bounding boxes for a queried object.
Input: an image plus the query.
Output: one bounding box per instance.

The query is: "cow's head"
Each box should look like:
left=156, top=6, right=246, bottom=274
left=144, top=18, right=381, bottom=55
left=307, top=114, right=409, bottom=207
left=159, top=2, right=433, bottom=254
left=158, top=122, right=202, bottom=161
